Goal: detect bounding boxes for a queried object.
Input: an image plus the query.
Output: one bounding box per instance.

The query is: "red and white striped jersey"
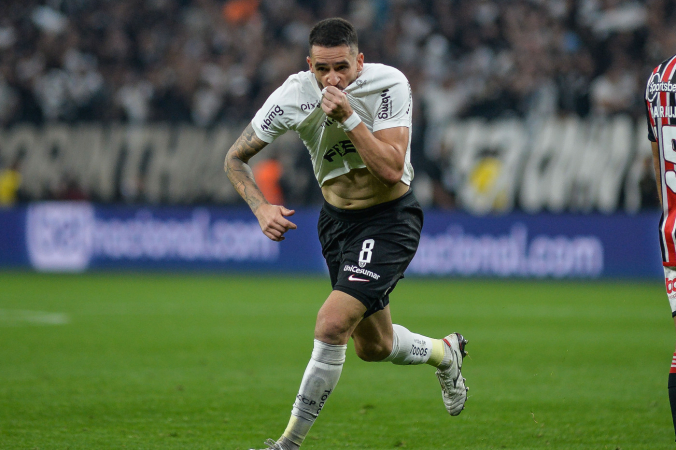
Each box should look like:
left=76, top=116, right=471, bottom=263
left=646, top=54, right=676, bottom=265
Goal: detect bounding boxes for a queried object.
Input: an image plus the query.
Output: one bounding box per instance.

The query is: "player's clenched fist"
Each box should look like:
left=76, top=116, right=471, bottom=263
left=321, top=86, right=353, bottom=123
left=255, top=203, right=297, bottom=241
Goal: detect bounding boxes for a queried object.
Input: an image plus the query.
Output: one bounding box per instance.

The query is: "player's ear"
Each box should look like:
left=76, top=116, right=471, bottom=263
left=307, top=56, right=314, bottom=73
left=356, top=53, right=364, bottom=72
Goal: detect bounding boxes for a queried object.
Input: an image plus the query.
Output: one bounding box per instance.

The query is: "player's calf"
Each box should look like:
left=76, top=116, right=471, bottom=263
left=354, top=338, right=393, bottom=361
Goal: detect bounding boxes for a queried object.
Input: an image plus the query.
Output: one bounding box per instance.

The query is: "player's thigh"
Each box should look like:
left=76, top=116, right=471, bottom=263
left=315, top=290, right=367, bottom=345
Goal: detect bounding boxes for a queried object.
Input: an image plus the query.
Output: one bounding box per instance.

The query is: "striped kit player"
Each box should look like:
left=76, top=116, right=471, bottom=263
left=645, top=53, right=676, bottom=442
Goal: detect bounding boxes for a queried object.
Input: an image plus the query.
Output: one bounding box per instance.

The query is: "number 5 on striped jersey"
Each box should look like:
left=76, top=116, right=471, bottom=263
left=662, top=126, right=676, bottom=193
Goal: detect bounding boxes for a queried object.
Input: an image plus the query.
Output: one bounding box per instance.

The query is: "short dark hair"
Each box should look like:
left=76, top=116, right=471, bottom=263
left=309, top=18, right=358, bottom=54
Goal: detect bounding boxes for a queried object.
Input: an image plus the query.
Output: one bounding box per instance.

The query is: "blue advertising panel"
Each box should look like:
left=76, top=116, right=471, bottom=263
left=409, top=211, right=663, bottom=279
left=16, top=202, right=324, bottom=273
left=0, top=206, right=28, bottom=267
left=0, top=202, right=664, bottom=279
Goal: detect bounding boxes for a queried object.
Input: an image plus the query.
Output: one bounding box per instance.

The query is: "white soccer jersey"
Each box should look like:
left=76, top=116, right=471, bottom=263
left=251, top=63, right=414, bottom=186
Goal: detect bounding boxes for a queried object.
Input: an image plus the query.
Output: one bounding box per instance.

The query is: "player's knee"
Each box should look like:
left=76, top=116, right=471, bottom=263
left=315, top=315, right=351, bottom=344
left=354, top=340, right=391, bottom=362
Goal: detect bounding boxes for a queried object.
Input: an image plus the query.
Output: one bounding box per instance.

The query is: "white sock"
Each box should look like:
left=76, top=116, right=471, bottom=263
left=383, top=324, right=443, bottom=366
left=281, top=339, right=346, bottom=448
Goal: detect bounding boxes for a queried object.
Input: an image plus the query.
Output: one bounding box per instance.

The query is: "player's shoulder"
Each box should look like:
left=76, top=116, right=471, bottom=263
left=277, top=70, right=316, bottom=95
left=266, top=70, right=319, bottom=113
left=346, top=63, right=409, bottom=99
left=658, top=54, right=676, bottom=71
left=646, top=53, right=676, bottom=99
left=361, top=63, right=408, bottom=84
left=648, top=54, right=676, bottom=82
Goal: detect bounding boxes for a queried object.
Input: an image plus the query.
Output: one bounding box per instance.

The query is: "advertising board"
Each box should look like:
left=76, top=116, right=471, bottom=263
left=0, top=203, right=663, bottom=279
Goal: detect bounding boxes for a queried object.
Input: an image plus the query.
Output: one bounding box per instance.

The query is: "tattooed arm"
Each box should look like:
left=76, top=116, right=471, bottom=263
left=224, top=123, right=297, bottom=242
left=224, top=123, right=268, bottom=212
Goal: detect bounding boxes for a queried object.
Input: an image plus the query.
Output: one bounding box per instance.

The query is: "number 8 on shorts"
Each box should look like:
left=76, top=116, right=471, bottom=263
left=359, top=239, right=375, bottom=268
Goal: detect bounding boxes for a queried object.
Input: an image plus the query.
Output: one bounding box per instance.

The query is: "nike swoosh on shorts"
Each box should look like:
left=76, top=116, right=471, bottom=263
left=348, top=274, right=369, bottom=282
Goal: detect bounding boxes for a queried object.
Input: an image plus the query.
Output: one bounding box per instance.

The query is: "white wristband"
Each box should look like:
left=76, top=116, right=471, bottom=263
left=339, top=112, right=362, bottom=132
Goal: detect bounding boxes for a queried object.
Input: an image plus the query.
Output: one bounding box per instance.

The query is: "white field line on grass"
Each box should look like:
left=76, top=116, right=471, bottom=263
left=0, top=309, right=70, bottom=326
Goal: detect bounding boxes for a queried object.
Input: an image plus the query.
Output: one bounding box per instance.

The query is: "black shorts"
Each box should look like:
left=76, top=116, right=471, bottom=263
left=318, top=190, right=424, bottom=318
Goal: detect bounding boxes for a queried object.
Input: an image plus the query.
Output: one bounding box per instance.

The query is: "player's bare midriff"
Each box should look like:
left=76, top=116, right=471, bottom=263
left=321, top=167, right=409, bottom=209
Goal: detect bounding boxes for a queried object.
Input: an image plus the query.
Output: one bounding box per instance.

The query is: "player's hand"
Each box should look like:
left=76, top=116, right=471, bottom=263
left=254, top=203, right=297, bottom=242
left=321, top=86, right=353, bottom=123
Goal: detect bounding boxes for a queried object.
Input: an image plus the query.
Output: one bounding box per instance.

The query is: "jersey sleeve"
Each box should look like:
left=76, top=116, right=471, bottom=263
left=372, top=76, right=412, bottom=133
left=251, top=80, right=297, bottom=143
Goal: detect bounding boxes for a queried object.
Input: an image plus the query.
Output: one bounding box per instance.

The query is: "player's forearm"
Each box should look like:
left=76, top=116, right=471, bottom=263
left=224, top=123, right=270, bottom=213
left=346, top=124, right=404, bottom=186
left=225, top=155, right=268, bottom=213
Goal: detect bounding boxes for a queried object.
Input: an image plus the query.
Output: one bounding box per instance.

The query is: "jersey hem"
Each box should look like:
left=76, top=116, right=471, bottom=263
left=372, top=121, right=411, bottom=133
left=252, top=126, right=275, bottom=144
left=317, top=164, right=368, bottom=187
left=318, top=169, right=412, bottom=187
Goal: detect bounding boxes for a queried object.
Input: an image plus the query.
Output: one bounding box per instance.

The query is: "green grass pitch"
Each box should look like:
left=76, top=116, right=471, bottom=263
left=0, top=272, right=673, bottom=449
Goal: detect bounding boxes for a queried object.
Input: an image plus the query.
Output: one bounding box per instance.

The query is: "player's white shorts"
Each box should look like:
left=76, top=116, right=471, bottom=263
left=664, top=266, right=676, bottom=316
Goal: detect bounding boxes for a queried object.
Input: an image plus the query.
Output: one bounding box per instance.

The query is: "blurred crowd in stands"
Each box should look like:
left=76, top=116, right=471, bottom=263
left=0, top=0, right=673, bottom=208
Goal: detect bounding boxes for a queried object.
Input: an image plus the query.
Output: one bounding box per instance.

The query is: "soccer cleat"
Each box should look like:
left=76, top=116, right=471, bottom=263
left=249, top=439, right=283, bottom=450
left=250, top=438, right=294, bottom=450
left=435, top=332, right=469, bottom=416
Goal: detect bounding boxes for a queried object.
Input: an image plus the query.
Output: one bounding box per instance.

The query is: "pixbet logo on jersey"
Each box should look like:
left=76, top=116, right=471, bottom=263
left=300, top=101, right=319, bottom=111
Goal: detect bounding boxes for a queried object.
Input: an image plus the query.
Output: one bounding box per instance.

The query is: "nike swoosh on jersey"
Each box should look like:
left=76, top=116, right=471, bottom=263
left=348, top=274, right=369, bottom=282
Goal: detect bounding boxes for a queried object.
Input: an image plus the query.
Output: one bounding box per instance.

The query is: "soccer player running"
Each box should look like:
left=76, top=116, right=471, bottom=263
left=225, top=18, right=468, bottom=450
left=646, top=53, right=676, bottom=441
